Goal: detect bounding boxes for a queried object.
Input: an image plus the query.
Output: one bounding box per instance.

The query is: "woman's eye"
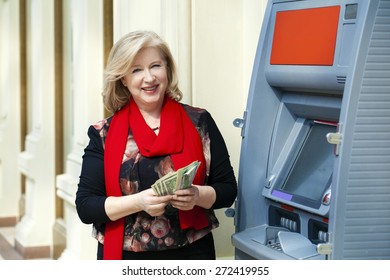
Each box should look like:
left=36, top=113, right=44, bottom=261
left=132, top=68, right=141, bottom=74
left=152, top=64, right=161, bottom=68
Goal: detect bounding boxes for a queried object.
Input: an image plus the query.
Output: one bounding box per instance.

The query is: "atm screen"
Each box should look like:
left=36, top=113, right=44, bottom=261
left=272, top=121, right=336, bottom=209
left=270, top=6, right=340, bottom=66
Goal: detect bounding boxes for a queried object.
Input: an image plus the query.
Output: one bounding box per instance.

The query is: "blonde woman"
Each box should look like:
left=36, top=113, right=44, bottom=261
left=76, top=31, right=237, bottom=260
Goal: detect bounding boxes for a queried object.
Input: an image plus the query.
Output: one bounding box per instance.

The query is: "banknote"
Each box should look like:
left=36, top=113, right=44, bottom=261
left=151, top=161, right=201, bottom=196
left=176, top=161, right=200, bottom=191
left=152, top=172, right=174, bottom=196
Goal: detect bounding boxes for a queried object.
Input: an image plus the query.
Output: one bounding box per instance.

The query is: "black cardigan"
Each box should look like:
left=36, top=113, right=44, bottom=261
left=76, top=111, right=237, bottom=225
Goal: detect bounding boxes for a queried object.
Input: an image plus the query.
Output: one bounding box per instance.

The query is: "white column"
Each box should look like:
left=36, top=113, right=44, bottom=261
left=56, top=0, right=104, bottom=260
left=0, top=0, right=21, bottom=226
left=113, top=0, right=162, bottom=41
left=16, top=0, right=55, bottom=258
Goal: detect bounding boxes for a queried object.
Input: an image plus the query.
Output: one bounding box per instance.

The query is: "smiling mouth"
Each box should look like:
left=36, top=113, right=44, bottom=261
left=142, top=85, right=159, bottom=92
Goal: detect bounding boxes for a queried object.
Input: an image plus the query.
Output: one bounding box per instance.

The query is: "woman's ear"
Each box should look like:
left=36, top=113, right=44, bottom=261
left=121, top=77, right=127, bottom=87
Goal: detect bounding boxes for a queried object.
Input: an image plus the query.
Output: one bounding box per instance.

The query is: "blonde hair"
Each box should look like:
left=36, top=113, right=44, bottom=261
left=103, top=30, right=182, bottom=113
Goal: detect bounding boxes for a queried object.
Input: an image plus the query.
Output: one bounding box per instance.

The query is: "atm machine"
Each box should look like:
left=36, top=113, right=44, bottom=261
left=231, top=0, right=390, bottom=259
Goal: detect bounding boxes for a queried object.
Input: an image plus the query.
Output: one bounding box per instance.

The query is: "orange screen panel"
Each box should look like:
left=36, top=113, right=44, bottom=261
left=270, top=6, right=340, bottom=66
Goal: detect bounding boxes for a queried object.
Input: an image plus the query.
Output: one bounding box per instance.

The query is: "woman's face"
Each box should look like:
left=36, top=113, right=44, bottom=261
left=122, top=47, right=168, bottom=111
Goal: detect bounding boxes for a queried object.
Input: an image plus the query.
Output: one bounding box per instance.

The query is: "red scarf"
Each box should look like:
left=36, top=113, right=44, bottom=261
left=103, top=96, right=208, bottom=259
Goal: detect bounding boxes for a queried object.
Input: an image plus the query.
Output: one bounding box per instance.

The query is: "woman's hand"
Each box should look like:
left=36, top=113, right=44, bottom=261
left=105, top=185, right=216, bottom=221
left=170, top=186, right=200, bottom=210
left=171, top=184, right=217, bottom=210
left=105, top=188, right=172, bottom=221
left=136, top=188, right=172, bottom=216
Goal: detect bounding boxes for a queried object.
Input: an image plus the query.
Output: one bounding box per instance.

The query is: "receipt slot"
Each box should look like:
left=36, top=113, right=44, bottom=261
left=232, top=0, right=390, bottom=260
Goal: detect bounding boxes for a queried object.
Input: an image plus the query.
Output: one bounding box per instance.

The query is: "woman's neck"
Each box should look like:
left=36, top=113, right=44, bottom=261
left=138, top=105, right=161, bottom=130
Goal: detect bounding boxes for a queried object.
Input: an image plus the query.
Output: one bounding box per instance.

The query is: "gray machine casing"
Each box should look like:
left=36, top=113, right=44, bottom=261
left=232, top=0, right=390, bottom=259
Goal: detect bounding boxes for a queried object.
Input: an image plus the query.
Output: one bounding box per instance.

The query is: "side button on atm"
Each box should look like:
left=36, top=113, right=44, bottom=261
left=322, top=189, right=331, bottom=206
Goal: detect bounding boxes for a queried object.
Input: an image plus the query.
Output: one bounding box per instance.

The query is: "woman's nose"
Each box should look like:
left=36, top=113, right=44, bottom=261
left=144, top=69, right=155, bottom=82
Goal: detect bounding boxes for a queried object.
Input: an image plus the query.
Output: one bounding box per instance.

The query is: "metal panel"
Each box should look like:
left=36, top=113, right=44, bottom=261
left=330, top=0, right=390, bottom=259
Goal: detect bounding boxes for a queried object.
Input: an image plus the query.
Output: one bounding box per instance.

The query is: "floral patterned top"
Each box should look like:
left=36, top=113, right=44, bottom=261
left=76, top=103, right=237, bottom=253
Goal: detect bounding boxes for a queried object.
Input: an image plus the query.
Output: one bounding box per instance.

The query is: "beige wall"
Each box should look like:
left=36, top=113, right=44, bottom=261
left=191, top=0, right=264, bottom=257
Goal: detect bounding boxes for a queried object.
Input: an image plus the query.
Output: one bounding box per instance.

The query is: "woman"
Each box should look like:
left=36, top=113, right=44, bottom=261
left=75, top=30, right=237, bottom=260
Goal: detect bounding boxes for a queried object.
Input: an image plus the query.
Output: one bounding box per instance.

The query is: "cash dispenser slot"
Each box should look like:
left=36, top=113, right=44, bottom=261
left=268, top=205, right=300, bottom=233
left=308, top=219, right=329, bottom=245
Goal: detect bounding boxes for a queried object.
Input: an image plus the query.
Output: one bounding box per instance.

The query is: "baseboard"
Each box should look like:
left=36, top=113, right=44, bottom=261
left=15, top=239, right=51, bottom=259
left=0, top=217, right=18, bottom=227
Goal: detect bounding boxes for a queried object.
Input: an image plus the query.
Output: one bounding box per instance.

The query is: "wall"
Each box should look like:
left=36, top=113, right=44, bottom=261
left=191, top=0, right=264, bottom=258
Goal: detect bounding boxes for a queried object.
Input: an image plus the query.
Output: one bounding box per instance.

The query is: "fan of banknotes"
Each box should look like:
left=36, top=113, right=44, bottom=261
left=151, top=160, right=201, bottom=196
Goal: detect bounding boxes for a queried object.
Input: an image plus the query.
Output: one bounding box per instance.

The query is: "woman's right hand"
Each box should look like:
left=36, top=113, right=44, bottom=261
left=105, top=188, right=172, bottom=221
left=136, top=188, right=172, bottom=217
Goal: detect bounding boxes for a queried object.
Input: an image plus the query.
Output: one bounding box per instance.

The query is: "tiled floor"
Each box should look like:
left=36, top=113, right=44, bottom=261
left=0, top=227, right=23, bottom=260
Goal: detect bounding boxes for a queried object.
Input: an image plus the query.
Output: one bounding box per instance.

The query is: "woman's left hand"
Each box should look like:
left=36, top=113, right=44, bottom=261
left=170, top=185, right=199, bottom=210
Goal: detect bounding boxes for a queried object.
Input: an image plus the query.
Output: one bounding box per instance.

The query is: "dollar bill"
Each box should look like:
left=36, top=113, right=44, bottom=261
left=176, top=161, right=200, bottom=191
left=161, top=172, right=178, bottom=195
left=151, top=161, right=201, bottom=196
left=152, top=171, right=175, bottom=196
